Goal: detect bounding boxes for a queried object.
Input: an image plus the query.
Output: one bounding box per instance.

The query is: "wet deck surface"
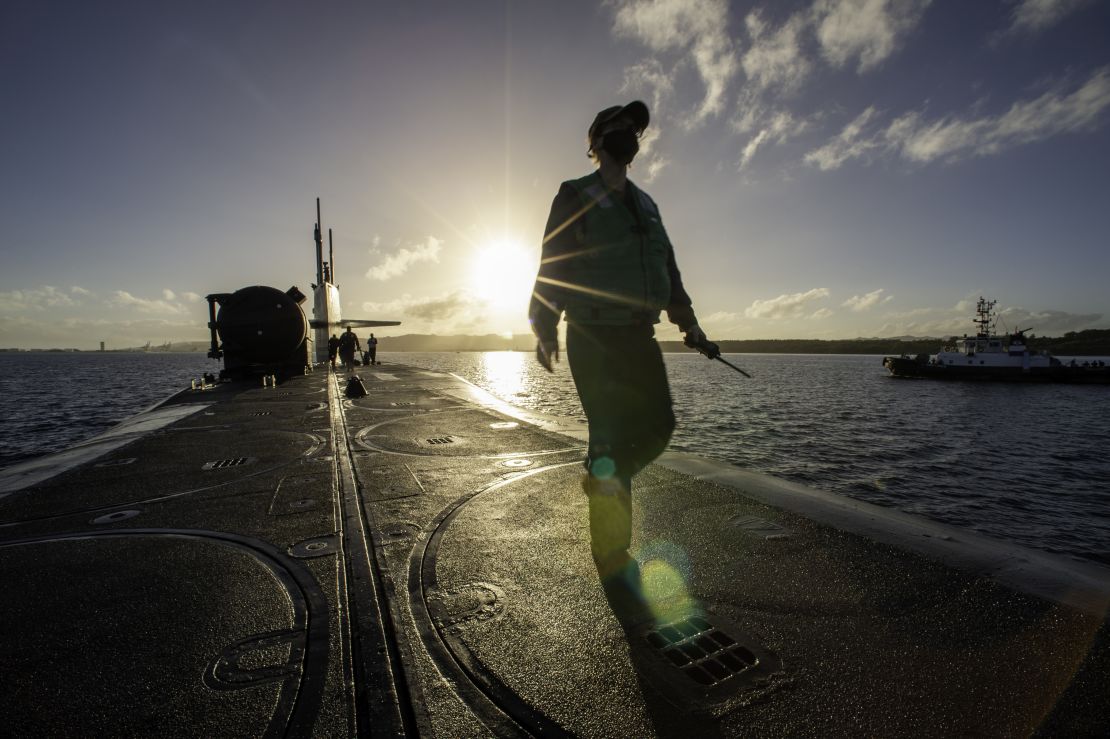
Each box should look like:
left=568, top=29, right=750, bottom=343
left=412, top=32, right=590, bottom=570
left=1, top=365, right=1108, bottom=737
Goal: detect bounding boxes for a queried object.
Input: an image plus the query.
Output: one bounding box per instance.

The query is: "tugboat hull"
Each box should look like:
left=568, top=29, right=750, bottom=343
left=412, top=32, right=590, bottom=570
left=882, top=355, right=1110, bottom=383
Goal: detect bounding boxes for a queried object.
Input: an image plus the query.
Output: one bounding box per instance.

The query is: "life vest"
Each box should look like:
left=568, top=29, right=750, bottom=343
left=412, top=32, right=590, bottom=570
left=560, top=172, right=672, bottom=325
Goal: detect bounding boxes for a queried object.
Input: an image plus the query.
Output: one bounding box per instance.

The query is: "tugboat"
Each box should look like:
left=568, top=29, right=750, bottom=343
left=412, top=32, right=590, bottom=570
left=882, top=297, right=1110, bottom=383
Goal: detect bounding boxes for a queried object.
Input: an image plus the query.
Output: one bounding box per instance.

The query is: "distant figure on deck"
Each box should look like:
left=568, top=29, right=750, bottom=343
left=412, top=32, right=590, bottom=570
left=366, top=333, right=379, bottom=365
left=528, top=100, right=710, bottom=623
left=337, top=328, right=361, bottom=373
left=327, top=334, right=341, bottom=370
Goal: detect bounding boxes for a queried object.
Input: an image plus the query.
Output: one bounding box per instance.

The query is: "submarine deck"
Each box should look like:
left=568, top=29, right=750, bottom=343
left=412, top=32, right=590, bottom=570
left=1, top=364, right=1108, bottom=737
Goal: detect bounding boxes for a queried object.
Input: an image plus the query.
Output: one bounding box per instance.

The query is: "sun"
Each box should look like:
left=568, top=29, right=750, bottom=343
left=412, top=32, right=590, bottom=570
left=468, top=238, right=538, bottom=314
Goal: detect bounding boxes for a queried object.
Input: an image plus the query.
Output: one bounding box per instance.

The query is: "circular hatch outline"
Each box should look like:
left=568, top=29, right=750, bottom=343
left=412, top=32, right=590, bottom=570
left=353, top=408, right=581, bottom=460
left=407, top=461, right=581, bottom=737
left=0, top=527, right=330, bottom=738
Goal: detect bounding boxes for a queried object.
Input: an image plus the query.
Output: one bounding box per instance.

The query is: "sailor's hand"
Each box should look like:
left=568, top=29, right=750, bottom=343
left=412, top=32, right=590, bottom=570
left=536, top=340, right=559, bottom=372
left=684, top=324, right=707, bottom=347
left=683, top=325, right=720, bottom=359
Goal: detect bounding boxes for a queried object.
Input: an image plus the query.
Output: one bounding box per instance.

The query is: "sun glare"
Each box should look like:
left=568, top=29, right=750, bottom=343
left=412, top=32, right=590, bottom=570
left=469, top=238, right=537, bottom=314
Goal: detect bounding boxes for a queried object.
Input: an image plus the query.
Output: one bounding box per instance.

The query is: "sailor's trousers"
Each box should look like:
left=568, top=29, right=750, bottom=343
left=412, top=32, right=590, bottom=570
left=566, top=322, right=675, bottom=573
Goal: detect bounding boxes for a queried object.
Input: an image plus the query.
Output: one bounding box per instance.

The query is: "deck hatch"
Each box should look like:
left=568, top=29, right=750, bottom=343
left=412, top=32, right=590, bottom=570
left=202, top=457, right=255, bottom=470
left=645, top=616, right=758, bottom=687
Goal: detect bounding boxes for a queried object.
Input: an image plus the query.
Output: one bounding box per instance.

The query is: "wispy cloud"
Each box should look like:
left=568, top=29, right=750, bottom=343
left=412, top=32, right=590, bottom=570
left=744, top=288, right=831, bottom=319
left=365, top=236, right=443, bottom=281
left=403, top=291, right=477, bottom=321
left=736, top=105, right=812, bottom=169
left=699, top=310, right=749, bottom=335
left=805, top=66, right=1110, bottom=169
left=620, top=58, right=676, bottom=115
left=888, top=67, right=1110, bottom=163
left=0, top=286, right=78, bottom=312
left=612, top=0, right=739, bottom=124
left=876, top=299, right=1102, bottom=336
left=804, top=106, right=881, bottom=169
left=742, top=10, right=812, bottom=92
left=0, top=314, right=206, bottom=348
left=998, top=0, right=1096, bottom=37
left=633, top=126, right=671, bottom=181
left=994, top=305, right=1103, bottom=334
left=843, top=288, right=893, bottom=311
left=612, top=0, right=933, bottom=170
left=108, top=290, right=189, bottom=315
left=645, top=154, right=671, bottom=181
left=812, top=0, right=933, bottom=73
left=361, top=289, right=489, bottom=332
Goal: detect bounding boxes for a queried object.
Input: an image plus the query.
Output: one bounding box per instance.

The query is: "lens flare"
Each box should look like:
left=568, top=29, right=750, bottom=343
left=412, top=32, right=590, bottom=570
left=637, top=539, right=701, bottom=625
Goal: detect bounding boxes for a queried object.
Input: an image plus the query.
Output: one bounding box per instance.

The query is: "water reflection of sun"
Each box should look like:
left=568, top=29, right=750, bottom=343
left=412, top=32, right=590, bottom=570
left=481, top=351, right=525, bottom=399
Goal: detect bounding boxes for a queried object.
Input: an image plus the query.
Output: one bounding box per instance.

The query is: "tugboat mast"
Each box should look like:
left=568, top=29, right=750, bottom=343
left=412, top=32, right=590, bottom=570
left=974, top=297, right=996, bottom=338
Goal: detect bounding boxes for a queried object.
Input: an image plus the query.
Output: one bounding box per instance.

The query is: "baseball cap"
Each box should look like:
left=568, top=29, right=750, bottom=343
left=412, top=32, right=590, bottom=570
left=587, top=100, right=650, bottom=141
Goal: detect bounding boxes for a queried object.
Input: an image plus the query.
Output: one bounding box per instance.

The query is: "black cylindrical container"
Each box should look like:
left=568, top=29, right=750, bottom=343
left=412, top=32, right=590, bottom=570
left=216, top=285, right=308, bottom=364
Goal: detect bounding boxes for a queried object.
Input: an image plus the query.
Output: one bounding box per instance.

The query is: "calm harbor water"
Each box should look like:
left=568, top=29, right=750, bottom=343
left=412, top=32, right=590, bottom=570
left=0, top=352, right=217, bottom=468
left=1, top=350, right=1107, bottom=565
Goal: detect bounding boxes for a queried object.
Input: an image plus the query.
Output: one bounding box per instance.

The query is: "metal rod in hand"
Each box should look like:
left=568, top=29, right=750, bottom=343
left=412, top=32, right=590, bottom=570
left=714, top=355, right=752, bottom=377
left=685, top=337, right=752, bottom=378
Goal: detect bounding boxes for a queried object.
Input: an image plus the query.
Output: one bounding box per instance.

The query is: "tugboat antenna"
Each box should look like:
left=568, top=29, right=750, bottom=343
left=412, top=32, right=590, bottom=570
left=974, top=297, right=996, bottom=338
left=314, top=197, right=324, bottom=287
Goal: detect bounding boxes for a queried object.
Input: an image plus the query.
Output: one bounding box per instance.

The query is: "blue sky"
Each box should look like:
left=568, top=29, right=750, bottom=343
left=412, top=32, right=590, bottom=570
left=2, top=0, right=1108, bottom=348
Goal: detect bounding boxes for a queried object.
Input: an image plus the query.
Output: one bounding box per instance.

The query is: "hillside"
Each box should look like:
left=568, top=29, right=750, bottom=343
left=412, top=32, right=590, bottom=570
left=15, top=328, right=1108, bottom=356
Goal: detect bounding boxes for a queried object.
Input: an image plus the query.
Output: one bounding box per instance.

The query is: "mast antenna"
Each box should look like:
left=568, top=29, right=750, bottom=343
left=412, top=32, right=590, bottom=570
left=314, top=198, right=324, bottom=287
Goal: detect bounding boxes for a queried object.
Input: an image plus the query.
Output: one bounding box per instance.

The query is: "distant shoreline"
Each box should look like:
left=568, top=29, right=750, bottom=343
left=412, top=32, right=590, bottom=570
left=3, top=327, right=1109, bottom=357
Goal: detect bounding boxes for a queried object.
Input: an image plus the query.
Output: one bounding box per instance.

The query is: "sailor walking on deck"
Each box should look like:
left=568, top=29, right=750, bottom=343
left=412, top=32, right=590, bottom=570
left=529, top=100, right=711, bottom=611
left=337, top=327, right=361, bottom=373
left=327, top=334, right=340, bottom=370
left=366, top=333, right=379, bottom=365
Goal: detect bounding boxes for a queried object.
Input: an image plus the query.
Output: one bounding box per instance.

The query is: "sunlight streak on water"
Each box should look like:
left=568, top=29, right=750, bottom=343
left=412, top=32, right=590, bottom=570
left=388, top=351, right=1110, bottom=566
left=479, top=351, right=526, bottom=399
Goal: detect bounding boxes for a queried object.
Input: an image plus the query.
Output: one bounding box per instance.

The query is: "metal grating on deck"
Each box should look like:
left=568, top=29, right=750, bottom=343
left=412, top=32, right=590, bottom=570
left=645, top=616, right=759, bottom=687
left=202, top=457, right=254, bottom=470
left=426, top=437, right=454, bottom=445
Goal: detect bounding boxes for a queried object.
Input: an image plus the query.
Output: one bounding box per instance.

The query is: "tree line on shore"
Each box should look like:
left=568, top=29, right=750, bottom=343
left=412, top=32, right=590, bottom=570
left=10, top=328, right=1109, bottom=355
left=373, top=329, right=1110, bottom=355
left=662, top=329, right=1110, bottom=356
